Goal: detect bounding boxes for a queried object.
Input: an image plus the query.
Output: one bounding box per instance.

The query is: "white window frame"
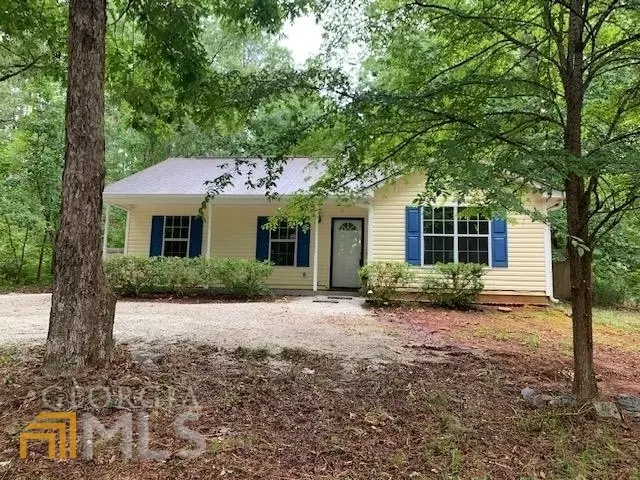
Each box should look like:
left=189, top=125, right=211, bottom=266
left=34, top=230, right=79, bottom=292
left=421, top=204, right=492, bottom=267
left=161, top=215, right=191, bottom=257
left=268, top=221, right=298, bottom=267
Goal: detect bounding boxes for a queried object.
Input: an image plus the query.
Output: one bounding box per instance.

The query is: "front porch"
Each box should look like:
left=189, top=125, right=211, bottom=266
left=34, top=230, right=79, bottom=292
left=102, top=198, right=371, bottom=291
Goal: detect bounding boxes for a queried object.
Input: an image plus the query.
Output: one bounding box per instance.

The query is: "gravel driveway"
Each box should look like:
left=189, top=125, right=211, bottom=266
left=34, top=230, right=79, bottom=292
left=0, top=294, right=410, bottom=361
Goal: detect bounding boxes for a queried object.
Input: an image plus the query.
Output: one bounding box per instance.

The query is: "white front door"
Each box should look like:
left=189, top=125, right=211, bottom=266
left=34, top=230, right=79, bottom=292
left=331, top=218, right=364, bottom=289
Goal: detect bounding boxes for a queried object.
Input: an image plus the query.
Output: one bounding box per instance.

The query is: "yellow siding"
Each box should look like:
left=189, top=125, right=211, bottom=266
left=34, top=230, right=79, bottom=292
left=124, top=201, right=367, bottom=290
left=370, top=175, right=549, bottom=295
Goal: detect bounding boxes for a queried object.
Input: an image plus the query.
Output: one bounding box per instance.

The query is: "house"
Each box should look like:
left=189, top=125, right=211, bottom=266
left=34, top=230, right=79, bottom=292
left=103, top=157, right=562, bottom=303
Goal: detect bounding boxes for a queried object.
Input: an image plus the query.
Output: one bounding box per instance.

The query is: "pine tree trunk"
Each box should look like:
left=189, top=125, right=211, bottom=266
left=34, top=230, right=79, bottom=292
left=43, top=0, right=116, bottom=375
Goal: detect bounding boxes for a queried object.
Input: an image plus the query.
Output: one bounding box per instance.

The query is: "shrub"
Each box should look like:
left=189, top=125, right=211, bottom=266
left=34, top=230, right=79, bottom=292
left=104, top=256, right=273, bottom=298
left=206, top=258, right=273, bottom=298
left=103, top=255, right=155, bottom=295
left=422, top=262, right=485, bottom=309
left=593, top=276, right=626, bottom=308
left=150, top=256, right=204, bottom=295
left=359, top=262, right=414, bottom=304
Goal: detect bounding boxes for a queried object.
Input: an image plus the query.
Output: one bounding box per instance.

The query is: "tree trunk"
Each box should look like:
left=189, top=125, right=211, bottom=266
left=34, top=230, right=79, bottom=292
left=44, top=0, right=116, bottom=375
left=565, top=175, right=598, bottom=401
left=562, top=0, right=597, bottom=401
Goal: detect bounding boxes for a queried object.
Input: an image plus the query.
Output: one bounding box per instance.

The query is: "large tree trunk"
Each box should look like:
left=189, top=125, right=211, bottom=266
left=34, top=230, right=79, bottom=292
left=44, top=0, right=116, bottom=375
left=565, top=175, right=598, bottom=401
left=562, top=0, right=597, bottom=401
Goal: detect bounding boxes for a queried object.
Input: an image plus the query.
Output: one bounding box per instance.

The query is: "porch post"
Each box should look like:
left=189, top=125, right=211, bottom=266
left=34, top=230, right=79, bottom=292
left=102, top=204, right=110, bottom=257
left=367, top=203, right=374, bottom=264
left=312, top=212, right=319, bottom=291
left=206, top=201, right=213, bottom=258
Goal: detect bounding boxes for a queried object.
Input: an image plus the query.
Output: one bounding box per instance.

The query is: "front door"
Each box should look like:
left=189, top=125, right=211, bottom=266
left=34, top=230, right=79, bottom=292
left=331, top=218, right=364, bottom=289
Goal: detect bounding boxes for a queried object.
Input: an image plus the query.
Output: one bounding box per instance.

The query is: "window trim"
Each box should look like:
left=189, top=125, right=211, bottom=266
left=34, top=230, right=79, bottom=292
left=268, top=221, right=298, bottom=267
left=161, top=215, right=191, bottom=257
left=420, top=204, right=492, bottom=268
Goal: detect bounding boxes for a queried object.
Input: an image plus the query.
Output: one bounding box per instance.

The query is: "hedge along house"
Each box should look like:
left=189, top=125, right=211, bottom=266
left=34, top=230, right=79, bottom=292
left=103, top=157, right=563, bottom=303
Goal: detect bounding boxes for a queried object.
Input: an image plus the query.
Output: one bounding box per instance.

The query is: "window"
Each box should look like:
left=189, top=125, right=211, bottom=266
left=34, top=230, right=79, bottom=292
left=422, top=206, right=490, bottom=266
left=163, top=216, right=191, bottom=257
left=269, top=221, right=297, bottom=266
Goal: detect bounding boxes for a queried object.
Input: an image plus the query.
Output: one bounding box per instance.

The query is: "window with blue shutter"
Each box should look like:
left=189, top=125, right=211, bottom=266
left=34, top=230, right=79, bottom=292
left=405, top=207, right=421, bottom=265
left=256, top=217, right=270, bottom=261
left=188, top=216, right=203, bottom=257
left=149, top=216, right=164, bottom=256
left=491, top=218, right=508, bottom=267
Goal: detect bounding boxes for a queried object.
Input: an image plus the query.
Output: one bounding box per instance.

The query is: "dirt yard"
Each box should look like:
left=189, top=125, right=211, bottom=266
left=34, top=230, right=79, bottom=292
left=0, top=293, right=411, bottom=362
left=0, top=299, right=639, bottom=479
left=379, top=304, right=640, bottom=396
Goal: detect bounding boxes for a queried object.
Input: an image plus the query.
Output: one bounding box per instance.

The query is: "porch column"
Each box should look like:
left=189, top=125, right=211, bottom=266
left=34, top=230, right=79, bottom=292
left=206, top=201, right=213, bottom=258
left=367, top=204, right=374, bottom=264
left=312, top=212, right=319, bottom=291
left=102, top=204, right=110, bottom=257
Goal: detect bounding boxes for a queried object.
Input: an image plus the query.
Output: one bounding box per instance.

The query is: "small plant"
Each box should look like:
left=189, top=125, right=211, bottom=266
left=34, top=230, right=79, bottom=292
left=103, top=255, right=155, bottom=295
left=422, top=262, right=485, bottom=309
left=207, top=258, right=273, bottom=298
left=359, top=262, right=414, bottom=304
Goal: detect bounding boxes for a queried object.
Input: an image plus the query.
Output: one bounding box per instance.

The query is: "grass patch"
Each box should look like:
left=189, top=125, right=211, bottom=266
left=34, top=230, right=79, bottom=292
left=593, top=308, right=640, bottom=333
left=231, top=345, right=270, bottom=360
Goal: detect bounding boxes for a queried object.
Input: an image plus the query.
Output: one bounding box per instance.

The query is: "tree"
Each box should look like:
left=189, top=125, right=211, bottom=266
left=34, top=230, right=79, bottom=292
left=313, top=0, right=640, bottom=400
left=42, top=0, right=315, bottom=374
left=44, top=0, right=116, bottom=374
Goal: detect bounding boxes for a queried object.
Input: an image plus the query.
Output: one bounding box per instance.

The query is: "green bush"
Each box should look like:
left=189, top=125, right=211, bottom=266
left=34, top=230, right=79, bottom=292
left=422, top=262, right=485, bottom=310
left=359, top=261, right=414, bottom=304
left=104, top=256, right=273, bottom=298
left=205, top=258, right=273, bottom=297
left=593, top=276, right=626, bottom=308
left=103, top=256, right=155, bottom=295
left=150, top=257, right=203, bottom=296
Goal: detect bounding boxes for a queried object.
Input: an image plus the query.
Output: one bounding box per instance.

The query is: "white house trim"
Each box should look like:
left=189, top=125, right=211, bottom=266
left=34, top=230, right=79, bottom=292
left=367, top=204, right=374, bottom=264
left=313, top=213, right=319, bottom=291
left=544, top=222, right=558, bottom=302
left=206, top=202, right=213, bottom=258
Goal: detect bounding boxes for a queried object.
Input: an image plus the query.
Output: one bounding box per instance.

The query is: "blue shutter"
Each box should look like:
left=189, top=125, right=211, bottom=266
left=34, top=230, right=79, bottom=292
left=149, top=216, right=165, bottom=257
left=296, top=223, right=311, bottom=267
left=188, top=216, right=203, bottom=257
left=405, top=207, right=421, bottom=266
left=256, top=217, right=270, bottom=261
left=491, top=218, right=508, bottom=267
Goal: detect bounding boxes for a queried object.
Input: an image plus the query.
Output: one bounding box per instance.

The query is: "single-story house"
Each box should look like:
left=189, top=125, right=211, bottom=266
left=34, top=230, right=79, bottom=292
left=103, top=157, right=562, bottom=303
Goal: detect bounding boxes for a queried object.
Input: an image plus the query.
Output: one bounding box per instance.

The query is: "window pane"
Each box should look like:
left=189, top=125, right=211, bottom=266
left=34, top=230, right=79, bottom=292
left=434, top=237, right=443, bottom=250
left=434, top=221, right=443, bottom=234
left=270, top=241, right=295, bottom=266
left=469, top=222, right=479, bottom=234
left=479, top=221, right=489, bottom=235
left=458, top=221, right=468, bottom=234
left=479, top=251, right=489, bottom=265
left=434, top=251, right=444, bottom=263
left=479, top=237, right=488, bottom=251
left=164, top=240, right=188, bottom=257
left=435, top=207, right=444, bottom=220
left=444, top=221, right=454, bottom=234
left=423, top=219, right=433, bottom=235
left=165, top=216, right=190, bottom=239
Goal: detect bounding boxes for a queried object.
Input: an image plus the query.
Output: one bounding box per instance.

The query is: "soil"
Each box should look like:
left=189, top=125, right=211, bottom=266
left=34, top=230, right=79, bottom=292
left=0, top=344, right=638, bottom=479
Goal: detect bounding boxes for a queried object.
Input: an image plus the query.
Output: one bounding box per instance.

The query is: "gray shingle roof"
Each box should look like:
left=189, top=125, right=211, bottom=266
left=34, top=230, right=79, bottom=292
left=104, top=157, right=326, bottom=197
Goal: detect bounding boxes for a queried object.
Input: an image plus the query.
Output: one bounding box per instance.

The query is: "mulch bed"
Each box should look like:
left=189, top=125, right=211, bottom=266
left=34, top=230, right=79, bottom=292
left=1, top=343, right=638, bottom=479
